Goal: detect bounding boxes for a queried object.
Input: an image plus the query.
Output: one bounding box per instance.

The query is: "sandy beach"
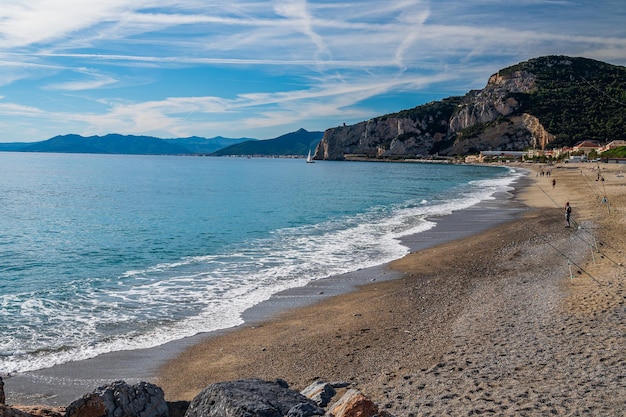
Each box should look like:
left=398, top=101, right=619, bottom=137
left=4, top=162, right=625, bottom=416
left=156, top=163, right=626, bottom=416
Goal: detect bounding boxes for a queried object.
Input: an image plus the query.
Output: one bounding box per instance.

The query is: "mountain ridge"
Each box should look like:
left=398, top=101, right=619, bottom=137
left=315, top=56, right=626, bottom=160
left=0, top=131, right=319, bottom=156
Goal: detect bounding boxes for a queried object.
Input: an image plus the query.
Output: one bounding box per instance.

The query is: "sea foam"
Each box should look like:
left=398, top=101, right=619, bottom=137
left=0, top=155, right=522, bottom=375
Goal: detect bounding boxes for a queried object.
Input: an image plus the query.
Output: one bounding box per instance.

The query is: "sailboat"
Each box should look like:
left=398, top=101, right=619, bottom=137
left=306, top=148, right=315, bottom=163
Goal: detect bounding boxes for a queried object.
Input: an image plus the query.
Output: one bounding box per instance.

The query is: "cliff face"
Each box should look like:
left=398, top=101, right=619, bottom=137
left=446, top=113, right=554, bottom=155
left=318, top=117, right=445, bottom=160
left=315, top=69, right=542, bottom=160
left=315, top=55, right=626, bottom=160
left=448, top=70, right=536, bottom=133
left=317, top=98, right=460, bottom=160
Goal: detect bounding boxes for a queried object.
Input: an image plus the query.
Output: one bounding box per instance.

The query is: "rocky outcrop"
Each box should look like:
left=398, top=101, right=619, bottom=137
left=441, top=70, right=554, bottom=154
left=300, top=381, right=335, bottom=408
left=184, top=379, right=323, bottom=417
left=330, top=389, right=378, bottom=417
left=184, top=379, right=388, bottom=417
left=522, top=113, right=555, bottom=150
left=314, top=63, right=556, bottom=160
left=317, top=119, right=438, bottom=160
left=448, top=70, right=536, bottom=134
left=65, top=381, right=167, bottom=417
left=446, top=113, right=556, bottom=155
left=1, top=378, right=389, bottom=417
left=316, top=99, right=459, bottom=160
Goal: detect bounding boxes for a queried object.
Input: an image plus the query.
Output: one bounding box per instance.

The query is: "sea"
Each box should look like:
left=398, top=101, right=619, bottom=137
left=0, top=152, right=524, bottom=376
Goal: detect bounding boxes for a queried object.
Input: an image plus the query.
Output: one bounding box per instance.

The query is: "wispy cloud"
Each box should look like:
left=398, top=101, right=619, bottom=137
left=44, top=69, right=119, bottom=91
left=0, top=0, right=624, bottom=141
left=273, top=0, right=330, bottom=62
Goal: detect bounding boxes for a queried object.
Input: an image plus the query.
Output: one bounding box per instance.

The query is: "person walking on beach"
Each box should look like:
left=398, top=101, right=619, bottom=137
left=565, top=202, right=572, bottom=228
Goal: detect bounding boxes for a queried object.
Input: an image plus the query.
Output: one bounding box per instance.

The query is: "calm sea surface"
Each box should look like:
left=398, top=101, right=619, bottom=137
left=0, top=152, right=523, bottom=374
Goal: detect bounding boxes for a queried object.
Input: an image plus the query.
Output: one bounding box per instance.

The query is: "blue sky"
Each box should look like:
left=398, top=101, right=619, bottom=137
left=0, top=1, right=625, bottom=142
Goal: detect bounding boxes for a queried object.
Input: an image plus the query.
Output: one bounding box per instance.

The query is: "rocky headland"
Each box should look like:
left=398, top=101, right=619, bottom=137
left=315, top=56, right=626, bottom=160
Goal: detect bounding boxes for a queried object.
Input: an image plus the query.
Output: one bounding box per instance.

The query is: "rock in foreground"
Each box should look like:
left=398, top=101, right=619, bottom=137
left=65, top=381, right=167, bottom=417
left=184, top=379, right=324, bottom=417
left=1, top=378, right=389, bottom=417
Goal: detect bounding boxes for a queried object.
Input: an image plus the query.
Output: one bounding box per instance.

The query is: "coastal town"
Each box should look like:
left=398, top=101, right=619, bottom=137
left=466, top=139, right=626, bottom=164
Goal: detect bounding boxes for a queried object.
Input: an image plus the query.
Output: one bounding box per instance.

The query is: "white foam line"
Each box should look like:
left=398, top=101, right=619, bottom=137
left=2, top=167, right=523, bottom=375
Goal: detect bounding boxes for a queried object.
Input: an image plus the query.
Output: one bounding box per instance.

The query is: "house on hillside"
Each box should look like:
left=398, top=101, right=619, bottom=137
left=573, top=140, right=600, bottom=155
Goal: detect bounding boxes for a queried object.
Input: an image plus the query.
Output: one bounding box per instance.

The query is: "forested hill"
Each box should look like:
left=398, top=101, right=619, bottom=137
left=504, top=56, right=626, bottom=148
left=316, top=56, right=626, bottom=160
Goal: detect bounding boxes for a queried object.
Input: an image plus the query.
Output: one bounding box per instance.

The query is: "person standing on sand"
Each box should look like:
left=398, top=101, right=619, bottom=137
left=565, top=202, right=572, bottom=228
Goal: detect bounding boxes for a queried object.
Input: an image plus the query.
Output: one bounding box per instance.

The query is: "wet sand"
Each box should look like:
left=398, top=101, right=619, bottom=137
left=156, top=163, right=626, bottom=415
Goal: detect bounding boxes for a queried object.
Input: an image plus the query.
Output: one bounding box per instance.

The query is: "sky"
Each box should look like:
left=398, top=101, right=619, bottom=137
left=0, top=1, right=625, bottom=142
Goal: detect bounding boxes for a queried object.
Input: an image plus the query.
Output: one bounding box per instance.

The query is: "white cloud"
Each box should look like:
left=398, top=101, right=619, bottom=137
left=0, top=0, right=624, bottom=141
left=45, top=70, right=118, bottom=91
left=0, top=0, right=135, bottom=48
left=0, top=101, right=46, bottom=116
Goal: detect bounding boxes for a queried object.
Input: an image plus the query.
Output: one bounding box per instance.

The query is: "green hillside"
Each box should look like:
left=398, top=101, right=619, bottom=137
left=506, top=56, right=626, bottom=147
left=600, top=146, right=626, bottom=158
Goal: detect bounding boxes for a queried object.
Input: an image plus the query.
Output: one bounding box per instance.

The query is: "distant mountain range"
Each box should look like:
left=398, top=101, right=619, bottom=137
left=0, top=129, right=323, bottom=157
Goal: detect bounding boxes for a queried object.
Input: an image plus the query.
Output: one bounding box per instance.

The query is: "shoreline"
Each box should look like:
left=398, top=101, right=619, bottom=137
left=154, top=162, right=626, bottom=415
left=6, top=162, right=625, bottom=415
left=4, top=168, right=527, bottom=407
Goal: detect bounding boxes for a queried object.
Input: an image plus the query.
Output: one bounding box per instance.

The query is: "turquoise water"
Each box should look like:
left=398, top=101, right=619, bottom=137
left=0, top=152, right=521, bottom=374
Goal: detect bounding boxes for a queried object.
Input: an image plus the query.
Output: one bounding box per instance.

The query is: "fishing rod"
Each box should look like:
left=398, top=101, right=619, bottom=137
left=531, top=227, right=605, bottom=286
left=534, top=183, right=624, bottom=266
